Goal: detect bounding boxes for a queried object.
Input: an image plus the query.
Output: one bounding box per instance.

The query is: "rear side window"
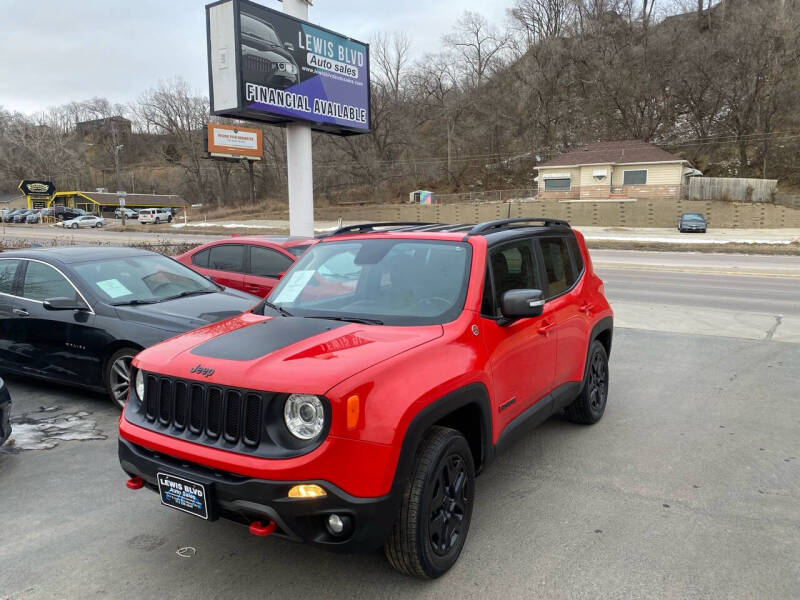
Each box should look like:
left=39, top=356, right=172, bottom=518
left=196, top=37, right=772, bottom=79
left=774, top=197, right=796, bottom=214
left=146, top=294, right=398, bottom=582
left=540, top=237, right=578, bottom=298
left=285, top=244, right=310, bottom=257
left=249, top=246, right=293, bottom=278
left=0, top=259, right=20, bottom=294
left=192, top=248, right=210, bottom=268
left=566, top=236, right=584, bottom=274
left=207, top=244, right=246, bottom=272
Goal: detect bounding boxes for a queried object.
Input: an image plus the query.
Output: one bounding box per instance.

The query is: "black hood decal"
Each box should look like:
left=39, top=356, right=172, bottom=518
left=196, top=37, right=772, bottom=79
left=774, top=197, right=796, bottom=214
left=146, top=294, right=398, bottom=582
left=190, top=317, right=347, bottom=361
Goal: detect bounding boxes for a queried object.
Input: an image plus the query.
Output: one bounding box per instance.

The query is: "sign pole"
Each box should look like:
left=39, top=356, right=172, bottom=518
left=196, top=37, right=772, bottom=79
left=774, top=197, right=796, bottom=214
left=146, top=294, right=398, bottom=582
left=283, top=0, right=315, bottom=238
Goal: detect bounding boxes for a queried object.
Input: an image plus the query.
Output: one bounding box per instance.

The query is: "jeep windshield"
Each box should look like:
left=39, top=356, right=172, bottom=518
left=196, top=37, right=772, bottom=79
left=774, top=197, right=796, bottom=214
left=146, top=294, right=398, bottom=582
left=73, top=254, right=220, bottom=305
left=264, top=239, right=472, bottom=326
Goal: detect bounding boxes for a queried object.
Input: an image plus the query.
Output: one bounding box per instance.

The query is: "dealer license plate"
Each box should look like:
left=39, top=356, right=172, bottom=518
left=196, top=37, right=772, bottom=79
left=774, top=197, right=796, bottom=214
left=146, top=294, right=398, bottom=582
left=157, top=472, right=209, bottom=519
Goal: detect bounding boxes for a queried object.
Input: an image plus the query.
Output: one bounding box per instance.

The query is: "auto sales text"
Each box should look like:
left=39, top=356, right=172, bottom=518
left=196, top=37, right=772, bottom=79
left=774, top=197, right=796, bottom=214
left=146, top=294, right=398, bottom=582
left=246, top=83, right=367, bottom=124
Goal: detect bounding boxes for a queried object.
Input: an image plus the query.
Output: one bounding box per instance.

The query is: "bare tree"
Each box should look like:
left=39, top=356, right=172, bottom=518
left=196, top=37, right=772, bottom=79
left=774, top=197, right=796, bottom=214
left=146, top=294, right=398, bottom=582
left=444, top=12, right=511, bottom=88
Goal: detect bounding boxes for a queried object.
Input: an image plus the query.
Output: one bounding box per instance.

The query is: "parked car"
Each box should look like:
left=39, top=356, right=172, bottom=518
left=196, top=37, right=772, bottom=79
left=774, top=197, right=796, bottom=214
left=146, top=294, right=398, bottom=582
left=53, top=206, right=87, bottom=221
left=0, top=247, right=259, bottom=408
left=25, top=209, right=43, bottom=224
left=2, top=209, right=21, bottom=223
left=175, top=236, right=316, bottom=297
left=0, top=377, right=10, bottom=447
left=59, top=215, right=104, bottom=229
left=12, top=209, right=36, bottom=223
left=678, top=212, right=707, bottom=233
left=115, top=207, right=139, bottom=219
left=138, top=208, right=173, bottom=224
left=119, top=218, right=614, bottom=578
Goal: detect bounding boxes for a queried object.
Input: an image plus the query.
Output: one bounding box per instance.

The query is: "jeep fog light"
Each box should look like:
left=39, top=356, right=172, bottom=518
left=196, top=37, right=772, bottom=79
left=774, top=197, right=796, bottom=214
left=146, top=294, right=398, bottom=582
left=284, top=394, right=325, bottom=440
left=134, top=370, right=145, bottom=401
left=288, top=484, right=326, bottom=498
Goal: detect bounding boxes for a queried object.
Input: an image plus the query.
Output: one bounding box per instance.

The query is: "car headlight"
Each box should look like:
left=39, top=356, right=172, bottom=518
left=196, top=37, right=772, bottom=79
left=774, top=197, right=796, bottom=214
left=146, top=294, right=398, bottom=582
left=283, top=394, right=325, bottom=440
left=134, top=369, right=145, bottom=401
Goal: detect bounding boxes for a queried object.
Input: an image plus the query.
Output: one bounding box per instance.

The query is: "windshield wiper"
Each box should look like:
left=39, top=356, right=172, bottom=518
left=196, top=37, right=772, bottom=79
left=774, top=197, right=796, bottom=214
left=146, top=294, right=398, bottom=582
left=158, top=289, right=216, bottom=302
left=261, top=300, right=293, bottom=317
left=306, top=315, right=383, bottom=325
left=112, top=299, right=158, bottom=306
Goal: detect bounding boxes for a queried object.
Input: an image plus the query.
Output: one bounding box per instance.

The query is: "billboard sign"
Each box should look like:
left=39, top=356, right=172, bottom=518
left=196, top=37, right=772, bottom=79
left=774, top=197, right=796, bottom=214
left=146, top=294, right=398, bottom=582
left=206, top=122, right=263, bottom=159
left=206, top=0, right=370, bottom=136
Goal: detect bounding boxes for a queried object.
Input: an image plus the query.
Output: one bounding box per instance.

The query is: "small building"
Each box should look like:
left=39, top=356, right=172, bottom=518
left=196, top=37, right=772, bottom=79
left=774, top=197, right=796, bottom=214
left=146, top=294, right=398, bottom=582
left=18, top=181, right=187, bottom=214
left=535, top=140, right=692, bottom=201
left=75, top=116, right=132, bottom=140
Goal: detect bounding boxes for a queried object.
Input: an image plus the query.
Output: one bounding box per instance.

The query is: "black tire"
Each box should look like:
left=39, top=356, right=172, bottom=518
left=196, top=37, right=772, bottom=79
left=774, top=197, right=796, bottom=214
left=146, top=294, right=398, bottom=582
left=105, top=347, right=138, bottom=409
left=154, top=217, right=160, bottom=224
left=167, top=215, right=173, bottom=223
left=384, top=426, right=475, bottom=578
left=71, top=222, right=78, bottom=229
left=565, top=340, right=609, bottom=425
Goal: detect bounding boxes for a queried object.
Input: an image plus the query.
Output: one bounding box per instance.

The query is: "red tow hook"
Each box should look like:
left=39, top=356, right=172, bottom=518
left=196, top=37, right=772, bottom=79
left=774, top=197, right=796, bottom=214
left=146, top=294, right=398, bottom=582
left=249, top=521, right=277, bottom=537
left=126, top=476, right=144, bottom=490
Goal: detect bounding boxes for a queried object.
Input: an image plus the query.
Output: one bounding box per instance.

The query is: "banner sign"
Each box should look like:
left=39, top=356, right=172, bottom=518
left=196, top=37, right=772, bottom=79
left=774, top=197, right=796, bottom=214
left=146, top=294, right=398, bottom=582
left=206, top=0, right=370, bottom=136
left=206, top=123, right=263, bottom=159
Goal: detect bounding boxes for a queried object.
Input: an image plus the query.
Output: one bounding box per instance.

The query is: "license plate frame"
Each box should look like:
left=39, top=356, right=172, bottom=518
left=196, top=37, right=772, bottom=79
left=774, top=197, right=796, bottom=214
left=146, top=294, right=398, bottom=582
left=157, top=472, right=210, bottom=520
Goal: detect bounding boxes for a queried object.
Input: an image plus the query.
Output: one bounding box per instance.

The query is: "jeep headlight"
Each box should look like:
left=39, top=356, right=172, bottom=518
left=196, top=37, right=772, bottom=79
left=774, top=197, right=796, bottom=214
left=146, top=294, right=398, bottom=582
left=284, top=394, right=325, bottom=440
left=134, top=369, right=145, bottom=402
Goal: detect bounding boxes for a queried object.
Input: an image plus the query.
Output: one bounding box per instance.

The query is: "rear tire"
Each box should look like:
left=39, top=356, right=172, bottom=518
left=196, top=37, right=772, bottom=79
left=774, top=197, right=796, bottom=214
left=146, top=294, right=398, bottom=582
left=154, top=217, right=160, bottom=224
left=105, top=348, right=138, bottom=410
left=384, top=426, right=475, bottom=578
left=565, top=340, right=609, bottom=425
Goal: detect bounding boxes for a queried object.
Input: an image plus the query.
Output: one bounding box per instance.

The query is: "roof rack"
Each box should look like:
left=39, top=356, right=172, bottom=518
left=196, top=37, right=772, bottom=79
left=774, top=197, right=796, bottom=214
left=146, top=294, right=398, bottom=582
left=327, top=222, right=436, bottom=236
left=466, top=217, right=570, bottom=236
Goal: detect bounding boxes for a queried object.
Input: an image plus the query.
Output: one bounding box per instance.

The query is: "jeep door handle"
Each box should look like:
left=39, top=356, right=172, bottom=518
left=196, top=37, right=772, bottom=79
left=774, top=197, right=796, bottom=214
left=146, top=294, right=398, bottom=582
left=537, top=320, right=555, bottom=336
left=12, top=308, right=29, bottom=317
left=579, top=302, right=595, bottom=314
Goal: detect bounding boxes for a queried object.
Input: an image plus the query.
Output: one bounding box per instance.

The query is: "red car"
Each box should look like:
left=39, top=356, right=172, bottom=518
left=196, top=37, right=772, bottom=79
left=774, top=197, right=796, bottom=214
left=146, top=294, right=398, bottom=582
left=119, top=219, right=613, bottom=578
left=175, top=236, right=315, bottom=297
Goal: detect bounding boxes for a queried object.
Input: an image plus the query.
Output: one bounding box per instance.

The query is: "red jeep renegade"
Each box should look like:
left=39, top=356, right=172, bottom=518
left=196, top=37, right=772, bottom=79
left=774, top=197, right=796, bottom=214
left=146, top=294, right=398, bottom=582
left=119, top=218, right=613, bottom=578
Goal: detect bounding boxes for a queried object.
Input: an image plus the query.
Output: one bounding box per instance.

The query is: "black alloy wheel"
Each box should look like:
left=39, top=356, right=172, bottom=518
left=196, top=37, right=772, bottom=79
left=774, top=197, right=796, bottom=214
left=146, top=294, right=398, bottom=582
left=385, top=426, right=475, bottom=578
left=427, top=453, right=470, bottom=556
left=564, top=340, right=610, bottom=424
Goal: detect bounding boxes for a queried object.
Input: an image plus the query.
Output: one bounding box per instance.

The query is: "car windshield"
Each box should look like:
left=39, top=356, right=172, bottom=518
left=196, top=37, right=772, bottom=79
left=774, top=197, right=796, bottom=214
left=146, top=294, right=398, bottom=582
left=265, top=239, right=472, bottom=326
left=285, top=244, right=311, bottom=257
left=241, top=15, right=281, bottom=46
left=73, top=254, right=220, bottom=305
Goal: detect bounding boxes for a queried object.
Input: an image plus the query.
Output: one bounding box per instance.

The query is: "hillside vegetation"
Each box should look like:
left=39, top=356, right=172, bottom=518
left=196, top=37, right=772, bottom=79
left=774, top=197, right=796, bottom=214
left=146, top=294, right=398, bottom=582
left=0, top=0, right=798, bottom=207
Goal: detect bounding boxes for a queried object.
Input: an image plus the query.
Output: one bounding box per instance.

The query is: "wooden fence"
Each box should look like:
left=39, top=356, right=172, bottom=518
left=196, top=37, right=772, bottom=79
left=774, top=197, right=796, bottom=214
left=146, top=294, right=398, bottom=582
left=688, top=177, right=777, bottom=203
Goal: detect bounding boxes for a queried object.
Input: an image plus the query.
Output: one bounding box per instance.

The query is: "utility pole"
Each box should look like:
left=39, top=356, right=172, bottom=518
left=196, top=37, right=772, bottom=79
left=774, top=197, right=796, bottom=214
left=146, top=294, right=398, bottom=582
left=283, top=0, right=314, bottom=237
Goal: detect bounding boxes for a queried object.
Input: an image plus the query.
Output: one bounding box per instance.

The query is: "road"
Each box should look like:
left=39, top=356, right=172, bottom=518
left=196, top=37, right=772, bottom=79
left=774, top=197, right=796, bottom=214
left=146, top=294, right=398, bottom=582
left=1, top=245, right=800, bottom=599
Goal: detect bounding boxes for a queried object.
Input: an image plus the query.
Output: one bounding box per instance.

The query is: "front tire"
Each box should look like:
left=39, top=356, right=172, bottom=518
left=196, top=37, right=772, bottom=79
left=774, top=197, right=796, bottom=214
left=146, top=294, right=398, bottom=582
left=105, top=348, right=138, bottom=409
left=384, top=426, right=475, bottom=578
left=565, top=340, right=609, bottom=424
left=71, top=223, right=78, bottom=229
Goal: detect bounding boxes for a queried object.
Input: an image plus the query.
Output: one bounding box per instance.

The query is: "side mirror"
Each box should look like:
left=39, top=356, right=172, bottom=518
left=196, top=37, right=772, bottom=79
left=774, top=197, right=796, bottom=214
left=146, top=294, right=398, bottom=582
left=284, top=42, right=295, bottom=51
left=501, top=289, right=545, bottom=319
left=43, top=297, right=89, bottom=311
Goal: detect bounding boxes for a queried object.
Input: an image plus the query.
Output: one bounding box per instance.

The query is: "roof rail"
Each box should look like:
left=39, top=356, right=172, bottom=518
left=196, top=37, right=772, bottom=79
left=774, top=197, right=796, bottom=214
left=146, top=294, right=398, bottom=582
left=467, top=217, right=570, bottom=236
left=327, top=222, right=436, bottom=236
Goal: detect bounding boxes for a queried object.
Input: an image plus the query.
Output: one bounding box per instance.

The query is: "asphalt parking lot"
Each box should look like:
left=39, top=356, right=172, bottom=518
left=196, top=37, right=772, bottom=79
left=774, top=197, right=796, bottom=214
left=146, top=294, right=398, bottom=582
left=2, top=323, right=799, bottom=599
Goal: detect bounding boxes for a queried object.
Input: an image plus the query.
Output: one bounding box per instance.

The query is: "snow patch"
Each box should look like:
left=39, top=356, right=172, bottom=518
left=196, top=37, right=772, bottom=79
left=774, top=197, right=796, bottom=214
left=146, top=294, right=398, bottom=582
left=4, top=407, right=106, bottom=451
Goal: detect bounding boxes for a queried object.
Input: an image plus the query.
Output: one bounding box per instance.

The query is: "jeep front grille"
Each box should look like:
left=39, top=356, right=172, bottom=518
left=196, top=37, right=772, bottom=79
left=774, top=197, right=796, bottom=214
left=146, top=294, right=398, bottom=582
left=136, top=373, right=273, bottom=453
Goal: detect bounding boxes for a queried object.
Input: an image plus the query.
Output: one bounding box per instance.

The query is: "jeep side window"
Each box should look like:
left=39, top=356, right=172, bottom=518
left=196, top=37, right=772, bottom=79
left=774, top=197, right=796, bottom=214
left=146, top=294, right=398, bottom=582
left=565, top=236, right=584, bottom=274
left=540, top=237, right=577, bottom=298
left=486, top=241, right=538, bottom=318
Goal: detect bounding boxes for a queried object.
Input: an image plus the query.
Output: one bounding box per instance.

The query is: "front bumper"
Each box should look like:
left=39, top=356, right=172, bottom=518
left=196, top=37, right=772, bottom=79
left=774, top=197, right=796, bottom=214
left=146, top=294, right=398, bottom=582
left=119, top=437, right=397, bottom=552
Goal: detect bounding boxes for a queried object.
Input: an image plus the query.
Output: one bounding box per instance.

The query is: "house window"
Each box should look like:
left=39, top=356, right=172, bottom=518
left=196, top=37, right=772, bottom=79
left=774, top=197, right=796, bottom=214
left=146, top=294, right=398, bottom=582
left=623, top=170, right=647, bottom=185
left=544, top=178, right=571, bottom=191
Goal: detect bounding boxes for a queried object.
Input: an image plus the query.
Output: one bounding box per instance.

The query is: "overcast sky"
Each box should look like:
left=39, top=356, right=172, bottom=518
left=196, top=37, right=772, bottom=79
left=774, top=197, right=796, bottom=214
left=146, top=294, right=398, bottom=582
left=0, top=0, right=511, bottom=115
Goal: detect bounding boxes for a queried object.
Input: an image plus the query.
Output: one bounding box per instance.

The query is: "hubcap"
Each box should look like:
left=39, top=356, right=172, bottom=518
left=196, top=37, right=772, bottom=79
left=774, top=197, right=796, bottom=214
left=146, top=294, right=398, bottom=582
left=588, top=350, right=608, bottom=411
left=110, top=355, right=133, bottom=407
left=428, top=453, right=469, bottom=556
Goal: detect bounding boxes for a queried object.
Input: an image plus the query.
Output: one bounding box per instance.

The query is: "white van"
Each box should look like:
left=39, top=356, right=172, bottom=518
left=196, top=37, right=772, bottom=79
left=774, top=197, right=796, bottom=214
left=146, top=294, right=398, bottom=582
left=138, top=208, right=173, bottom=224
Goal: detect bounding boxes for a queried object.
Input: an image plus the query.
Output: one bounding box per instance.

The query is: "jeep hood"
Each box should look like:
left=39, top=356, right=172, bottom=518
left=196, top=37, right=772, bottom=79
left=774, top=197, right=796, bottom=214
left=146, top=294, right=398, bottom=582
left=133, top=313, right=443, bottom=394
